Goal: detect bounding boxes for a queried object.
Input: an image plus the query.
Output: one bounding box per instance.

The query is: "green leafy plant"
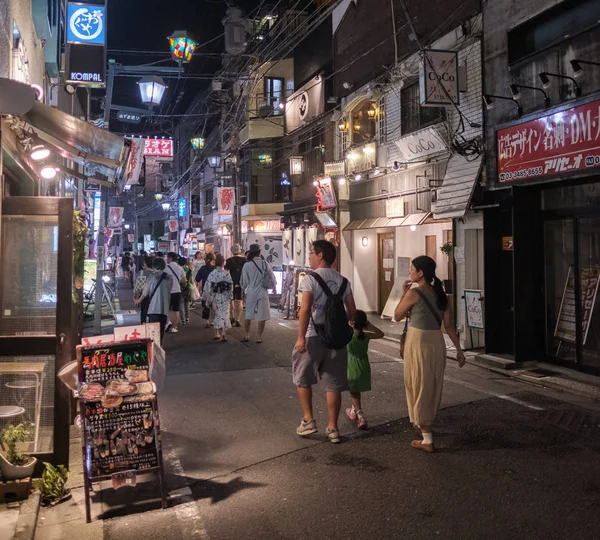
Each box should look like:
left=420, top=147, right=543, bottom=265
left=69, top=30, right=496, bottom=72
left=1, top=424, right=31, bottom=466
left=440, top=242, right=453, bottom=256
left=34, top=463, right=71, bottom=506
left=73, top=210, right=89, bottom=303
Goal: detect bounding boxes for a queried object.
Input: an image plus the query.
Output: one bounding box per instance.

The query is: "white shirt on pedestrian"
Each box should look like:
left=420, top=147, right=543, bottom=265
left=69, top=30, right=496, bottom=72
left=166, top=262, right=185, bottom=293
left=298, top=268, right=352, bottom=338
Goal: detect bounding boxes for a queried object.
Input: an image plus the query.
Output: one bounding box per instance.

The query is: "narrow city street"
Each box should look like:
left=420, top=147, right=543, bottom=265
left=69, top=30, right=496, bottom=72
left=34, top=303, right=600, bottom=540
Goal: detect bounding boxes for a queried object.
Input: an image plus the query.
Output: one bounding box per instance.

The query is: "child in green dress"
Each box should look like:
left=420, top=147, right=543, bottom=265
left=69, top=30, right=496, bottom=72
left=346, top=310, right=384, bottom=429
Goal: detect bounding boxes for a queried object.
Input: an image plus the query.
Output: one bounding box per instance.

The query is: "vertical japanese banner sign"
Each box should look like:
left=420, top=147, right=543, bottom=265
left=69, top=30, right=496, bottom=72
left=305, top=227, right=318, bottom=267
left=293, top=227, right=305, bottom=267
left=128, top=234, right=135, bottom=243
left=167, top=220, right=178, bottom=233
left=282, top=229, right=293, bottom=265
left=217, top=187, right=235, bottom=215
left=107, top=207, right=124, bottom=228
left=124, top=139, right=145, bottom=187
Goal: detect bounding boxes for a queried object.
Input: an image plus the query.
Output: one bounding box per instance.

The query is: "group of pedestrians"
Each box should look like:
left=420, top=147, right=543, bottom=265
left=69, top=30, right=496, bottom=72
left=132, top=243, right=277, bottom=344
left=291, top=240, right=466, bottom=452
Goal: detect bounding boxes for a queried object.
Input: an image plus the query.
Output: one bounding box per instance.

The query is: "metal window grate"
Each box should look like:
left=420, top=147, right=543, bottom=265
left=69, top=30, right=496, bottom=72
left=0, top=215, right=59, bottom=336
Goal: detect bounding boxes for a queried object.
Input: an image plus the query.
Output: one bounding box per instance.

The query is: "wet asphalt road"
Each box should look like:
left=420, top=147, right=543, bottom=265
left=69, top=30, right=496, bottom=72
left=90, top=308, right=600, bottom=540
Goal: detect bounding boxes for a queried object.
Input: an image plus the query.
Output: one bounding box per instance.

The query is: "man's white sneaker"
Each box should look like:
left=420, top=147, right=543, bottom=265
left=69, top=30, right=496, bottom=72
left=296, top=419, right=317, bottom=436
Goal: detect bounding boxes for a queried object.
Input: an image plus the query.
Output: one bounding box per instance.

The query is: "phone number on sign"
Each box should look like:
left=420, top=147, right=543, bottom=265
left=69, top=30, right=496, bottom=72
left=499, top=166, right=543, bottom=182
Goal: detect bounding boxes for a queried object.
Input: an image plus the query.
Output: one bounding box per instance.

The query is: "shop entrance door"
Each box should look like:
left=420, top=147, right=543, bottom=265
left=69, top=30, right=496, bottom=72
left=0, top=197, right=73, bottom=469
left=378, top=232, right=395, bottom=313
left=544, top=216, right=600, bottom=372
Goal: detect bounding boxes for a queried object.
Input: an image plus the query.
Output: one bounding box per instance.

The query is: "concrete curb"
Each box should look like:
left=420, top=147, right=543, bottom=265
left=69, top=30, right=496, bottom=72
left=13, top=490, right=40, bottom=540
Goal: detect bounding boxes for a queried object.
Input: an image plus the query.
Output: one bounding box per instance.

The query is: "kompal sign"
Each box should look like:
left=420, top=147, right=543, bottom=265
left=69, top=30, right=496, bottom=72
left=419, top=49, right=459, bottom=106
left=65, top=2, right=107, bottom=88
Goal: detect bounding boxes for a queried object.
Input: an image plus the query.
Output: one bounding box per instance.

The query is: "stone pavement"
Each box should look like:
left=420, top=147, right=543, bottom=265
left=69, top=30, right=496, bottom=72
left=25, top=298, right=600, bottom=540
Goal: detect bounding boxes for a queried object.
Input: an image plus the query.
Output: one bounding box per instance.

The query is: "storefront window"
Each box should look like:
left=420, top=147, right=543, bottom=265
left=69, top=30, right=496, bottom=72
left=351, top=100, right=376, bottom=146
left=542, top=183, right=600, bottom=210
left=544, top=219, right=576, bottom=362
left=0, top=355, right=55, bottom=454
left=578, top=218, right=600, bottom=370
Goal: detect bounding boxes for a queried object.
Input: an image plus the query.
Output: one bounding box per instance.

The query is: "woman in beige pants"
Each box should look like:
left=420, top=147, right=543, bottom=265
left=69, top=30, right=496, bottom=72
left=394, top=256, right=465, bottom=453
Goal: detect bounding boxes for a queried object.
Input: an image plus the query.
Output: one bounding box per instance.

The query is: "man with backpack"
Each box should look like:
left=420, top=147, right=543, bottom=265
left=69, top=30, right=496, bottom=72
left=292, top=240, right=356, bottom=444
left=134, top=258, right=173, bottom=341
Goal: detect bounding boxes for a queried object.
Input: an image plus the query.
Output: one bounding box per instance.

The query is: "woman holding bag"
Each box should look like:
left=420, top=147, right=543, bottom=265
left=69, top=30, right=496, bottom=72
left=394, top=255, right=465, bottom=453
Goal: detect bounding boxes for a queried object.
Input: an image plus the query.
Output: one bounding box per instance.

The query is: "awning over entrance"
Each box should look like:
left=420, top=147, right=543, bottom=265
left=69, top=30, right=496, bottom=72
left=343, top=213, right=430, bottom=231
left=19, top=102, right=129, bottom=183
left=432, top=154, right=483, bottom=219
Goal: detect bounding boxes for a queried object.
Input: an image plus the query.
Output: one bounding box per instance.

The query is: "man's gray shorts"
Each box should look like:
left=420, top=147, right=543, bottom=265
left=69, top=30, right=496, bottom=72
left=292, top=336, right=348, bottom=392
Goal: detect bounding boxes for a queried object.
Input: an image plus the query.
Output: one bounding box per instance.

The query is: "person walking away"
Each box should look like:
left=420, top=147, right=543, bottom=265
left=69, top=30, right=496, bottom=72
left=178, top=256, right=192, bottom=325
left=133, top=256, right=155, bottom=324
left=135, top=258, right=172, bottom=341
left=280, top=261, right=296, bottom=319
left=190, top=252, right=204, bottom=308
left=164, top=252, right=186, bottom=333
left=345, top=310, right=384, bottom=430
left=121, top=252, right=133, bottom=287
left=225, top=244, right=246, bottom=327
left=203, top=254, right=233, bottom=342
left=293, top=240, right=356, bottom=444
left=393, top=255, right=466, bottom=453
left=196, top=252, right=216, bottom=328
left=240, top=244, right=276, bottom=343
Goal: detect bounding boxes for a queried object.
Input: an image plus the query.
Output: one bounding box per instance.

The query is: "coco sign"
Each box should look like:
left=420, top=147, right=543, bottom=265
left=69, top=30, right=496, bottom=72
left=394, top=126, right=448, bottom=161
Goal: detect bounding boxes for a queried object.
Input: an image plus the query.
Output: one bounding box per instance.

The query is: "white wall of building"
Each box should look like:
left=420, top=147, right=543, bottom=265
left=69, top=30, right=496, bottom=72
left=0, top=0, right=45, bottom=86
left=395, top=222, right=452, bottom=281
left=351, top=228, right=378, bottom=312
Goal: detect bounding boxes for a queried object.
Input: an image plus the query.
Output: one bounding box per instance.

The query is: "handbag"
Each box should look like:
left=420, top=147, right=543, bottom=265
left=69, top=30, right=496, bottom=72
left=252, top=259, right=276, bottom=290
left=399, top=317, right=409, bottom=359
left=190, top=285, right=200, bottom=302
left=201, top=305, right=211, bottom=319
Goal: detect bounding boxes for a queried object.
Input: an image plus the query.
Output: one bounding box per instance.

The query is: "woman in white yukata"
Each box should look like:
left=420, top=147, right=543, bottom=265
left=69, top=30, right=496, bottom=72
left=203, top=254, right=233, bottom=342
left=240, top=244, right=274, bottom=343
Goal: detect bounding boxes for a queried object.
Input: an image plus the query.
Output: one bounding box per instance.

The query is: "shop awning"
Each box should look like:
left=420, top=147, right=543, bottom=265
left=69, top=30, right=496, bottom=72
left=343, top=213, right=431, bottom=231
left=19, top=101, right=130, bottom=184
left=432, top=154, right=483, bottom=219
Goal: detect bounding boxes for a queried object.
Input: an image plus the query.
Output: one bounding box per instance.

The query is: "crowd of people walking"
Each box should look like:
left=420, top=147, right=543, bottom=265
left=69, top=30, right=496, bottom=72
left=128, top=240, right=466, bottom=453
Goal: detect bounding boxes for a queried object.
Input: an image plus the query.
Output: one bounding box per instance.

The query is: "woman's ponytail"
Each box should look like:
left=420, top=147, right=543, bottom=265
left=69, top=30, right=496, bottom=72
left=432, top=275, right=448, bottom=312
left=412, top=255, right=448, bottom=312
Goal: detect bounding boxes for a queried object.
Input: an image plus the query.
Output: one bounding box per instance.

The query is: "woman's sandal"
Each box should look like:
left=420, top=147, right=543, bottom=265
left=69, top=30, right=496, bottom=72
left=241, top=337, right=250, bottom=342
left=221, top=337, right=228, bottom=343
left=255, top=339, right=263, bottom=344
left=411, top=440, right=435, bottom=453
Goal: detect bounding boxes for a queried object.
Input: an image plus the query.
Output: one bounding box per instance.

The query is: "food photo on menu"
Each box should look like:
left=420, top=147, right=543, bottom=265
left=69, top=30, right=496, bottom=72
left=78, top=368, right=156, bottom=408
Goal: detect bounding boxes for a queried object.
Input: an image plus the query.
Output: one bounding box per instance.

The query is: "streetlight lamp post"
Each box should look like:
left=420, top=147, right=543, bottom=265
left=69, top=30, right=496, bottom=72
left=138, top=75, right=168, bottom=109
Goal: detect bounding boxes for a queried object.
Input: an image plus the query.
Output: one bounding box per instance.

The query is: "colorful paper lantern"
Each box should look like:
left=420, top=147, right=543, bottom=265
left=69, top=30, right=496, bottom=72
left=168, top=31, right=198, bottom=63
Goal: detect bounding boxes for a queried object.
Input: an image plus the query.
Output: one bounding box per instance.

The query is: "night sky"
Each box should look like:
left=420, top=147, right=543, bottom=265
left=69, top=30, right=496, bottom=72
left=105, top=0, right=264, bottom=135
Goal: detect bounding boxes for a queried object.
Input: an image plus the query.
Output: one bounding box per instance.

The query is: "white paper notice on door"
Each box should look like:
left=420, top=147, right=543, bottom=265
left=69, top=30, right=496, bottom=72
left=385, top=271, right=391, bottom=281
left=383, top=258, right=394, bottom=269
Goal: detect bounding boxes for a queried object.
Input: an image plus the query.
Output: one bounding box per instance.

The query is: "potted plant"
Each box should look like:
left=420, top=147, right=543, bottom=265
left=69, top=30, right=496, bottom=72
left=0, top=424, right=37, bottom=480
left=440, top=242, right=453, bottom=256
left=34, top=463, right=71, bottom=506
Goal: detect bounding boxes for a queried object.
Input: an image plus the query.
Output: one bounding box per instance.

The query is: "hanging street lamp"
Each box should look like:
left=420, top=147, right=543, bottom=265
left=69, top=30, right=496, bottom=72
left=138, top=75, right=168, bottom=109
left=168, top=31, right=198, bottom=65
left=190, top=136, right=205, bottom=150
left=208, top=155, right=222, bottom=169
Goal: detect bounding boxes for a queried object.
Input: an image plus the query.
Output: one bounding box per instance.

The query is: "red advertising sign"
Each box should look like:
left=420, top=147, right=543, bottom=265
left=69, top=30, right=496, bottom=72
left=497, top=99, right=600, bottom=183
left=143, top=138, right=173, bottom=157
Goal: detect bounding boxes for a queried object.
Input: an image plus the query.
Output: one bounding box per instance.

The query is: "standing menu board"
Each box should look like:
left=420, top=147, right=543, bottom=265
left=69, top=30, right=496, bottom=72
left=464, top=290, right=484, bottom=330
left=76, top=339, right=166, bottom=522
left=555, top=266, right=600, bottom=345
